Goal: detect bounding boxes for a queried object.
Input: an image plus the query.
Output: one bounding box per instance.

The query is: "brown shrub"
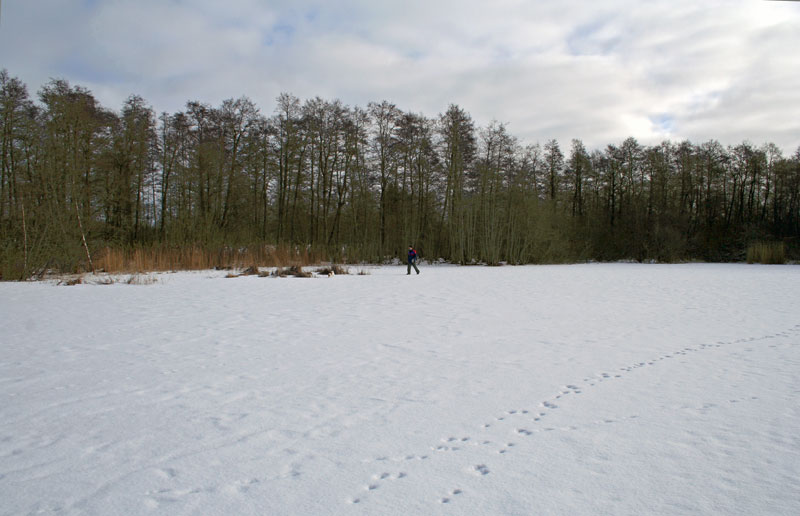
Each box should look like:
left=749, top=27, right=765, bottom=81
left=272, top=265, right=312, bottom=278
left=317, top=264, right=349, bottom=276
left=293, top=266, right=313, bottom=278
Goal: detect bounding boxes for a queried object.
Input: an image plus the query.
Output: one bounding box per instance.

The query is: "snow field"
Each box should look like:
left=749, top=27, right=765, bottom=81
left=1, top=263, right=799, bottom=515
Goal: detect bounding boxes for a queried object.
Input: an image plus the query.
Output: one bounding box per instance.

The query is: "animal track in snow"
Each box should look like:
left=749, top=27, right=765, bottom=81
left=353, top=470, right=409, bottom=502
left=497, top=442, right=516, bottom=454
left=440, top=488, right=463, bottom=503
left=434, top=445, right=460, bottom=452
left=472, top=464, right=490, bottom=476
left=349, top=325, right=799, bottom=507
left=367, top=454, right=428, bottom=463
left=433, top=437, right=471, bottom=452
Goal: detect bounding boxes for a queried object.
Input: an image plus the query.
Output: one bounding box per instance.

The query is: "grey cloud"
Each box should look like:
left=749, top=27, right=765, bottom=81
left=1, top=0, right=798, bottom=151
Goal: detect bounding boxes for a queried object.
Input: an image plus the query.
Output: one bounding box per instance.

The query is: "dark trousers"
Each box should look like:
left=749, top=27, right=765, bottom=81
left=407, top=261, right=419, bottom=274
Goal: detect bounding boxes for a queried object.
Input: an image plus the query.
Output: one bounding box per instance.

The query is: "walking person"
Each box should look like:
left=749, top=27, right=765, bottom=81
left=407, top=246, right=420, bottom=275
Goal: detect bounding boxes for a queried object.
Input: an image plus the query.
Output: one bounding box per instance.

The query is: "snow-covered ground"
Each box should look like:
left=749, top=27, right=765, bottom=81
left=1, top=263, right=799, bottom=516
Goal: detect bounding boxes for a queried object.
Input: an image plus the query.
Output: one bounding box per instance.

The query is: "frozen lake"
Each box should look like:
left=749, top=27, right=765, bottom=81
left=1, top=263, right=799, bottom=515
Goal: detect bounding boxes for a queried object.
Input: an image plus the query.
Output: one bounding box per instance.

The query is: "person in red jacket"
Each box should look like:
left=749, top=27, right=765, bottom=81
left=407, top=246, right=420, bottom=275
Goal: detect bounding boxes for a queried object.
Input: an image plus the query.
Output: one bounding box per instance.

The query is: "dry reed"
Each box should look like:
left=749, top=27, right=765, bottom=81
left=94, top=245, right=324, bottom=274
left=317, top=264, right=349, bottom=276
left=746, top=242, right=786, bottom=264
left=272, top=265, right=312, bottom=278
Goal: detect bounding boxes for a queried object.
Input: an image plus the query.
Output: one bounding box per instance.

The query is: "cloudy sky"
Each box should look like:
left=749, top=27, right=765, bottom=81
left=1, top=0, right=799, bottom=152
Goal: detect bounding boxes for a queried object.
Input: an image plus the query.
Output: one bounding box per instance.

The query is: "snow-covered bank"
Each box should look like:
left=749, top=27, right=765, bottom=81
left=1, top=264, right=799, bottom=515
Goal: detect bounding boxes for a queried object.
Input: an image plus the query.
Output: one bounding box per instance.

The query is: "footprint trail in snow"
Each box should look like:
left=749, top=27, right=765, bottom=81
left=351, top=324, right=800, bottom=507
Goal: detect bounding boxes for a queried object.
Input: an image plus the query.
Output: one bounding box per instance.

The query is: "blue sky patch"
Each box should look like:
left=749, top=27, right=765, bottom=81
left=650, top=113, right=676, bottom=133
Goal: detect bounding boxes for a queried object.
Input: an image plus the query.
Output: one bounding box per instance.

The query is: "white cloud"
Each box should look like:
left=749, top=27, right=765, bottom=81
left=1, top=0, right=798, bottom=152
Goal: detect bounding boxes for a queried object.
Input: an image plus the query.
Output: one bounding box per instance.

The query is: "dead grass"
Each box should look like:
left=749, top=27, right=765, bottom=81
left=125, top=274, right=159, bottom=285
left=225, top=265, right=261, bottom=279
left=272, top=265, right=312, bottom=278
left=94, top=244, right=324, bottom=274
left=317, top=264, right=349, bottom=276
left=57, top=273, right=159, bottom=286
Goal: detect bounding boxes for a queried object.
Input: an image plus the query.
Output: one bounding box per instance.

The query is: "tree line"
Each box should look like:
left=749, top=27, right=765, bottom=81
left=1, top=69, right=798, bottom=278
